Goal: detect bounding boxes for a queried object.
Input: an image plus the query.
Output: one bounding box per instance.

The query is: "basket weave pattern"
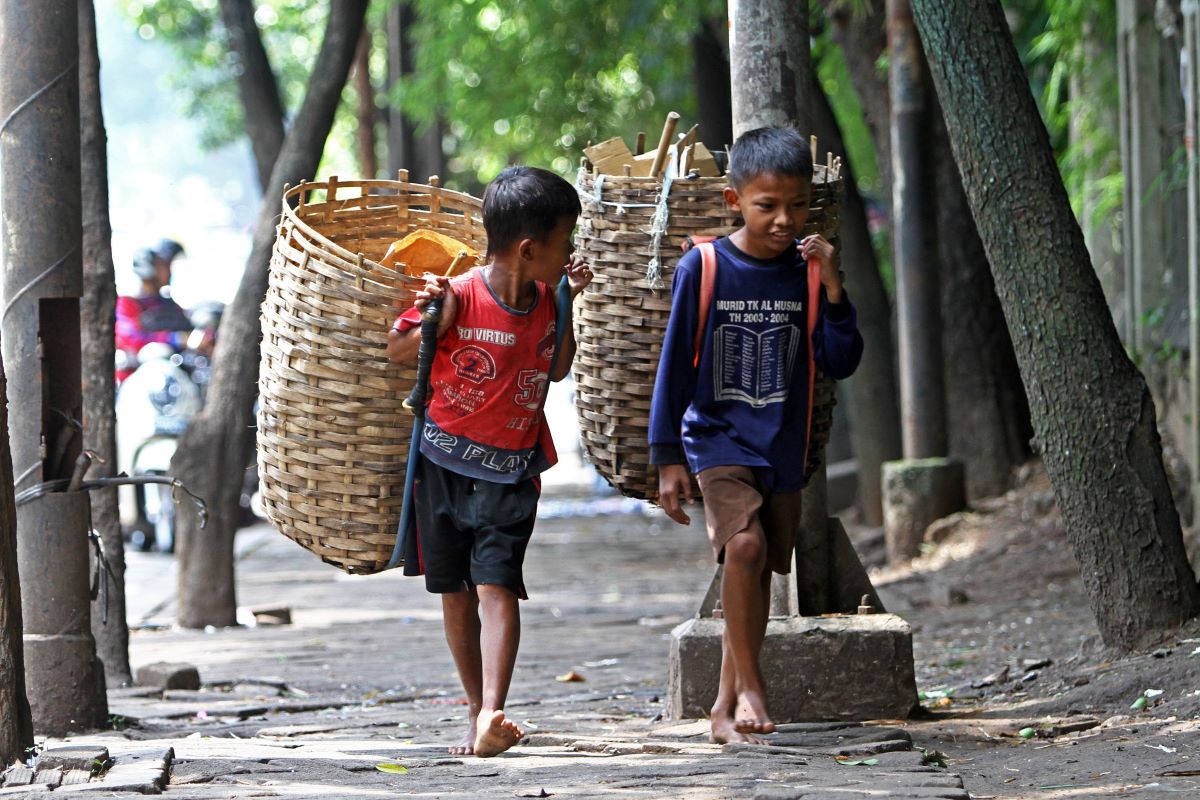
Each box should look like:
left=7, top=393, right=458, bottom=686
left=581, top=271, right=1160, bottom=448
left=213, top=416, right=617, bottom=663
left=572, top=167, right=843, bottom=501
left=258, top=175, right=485, bottom=574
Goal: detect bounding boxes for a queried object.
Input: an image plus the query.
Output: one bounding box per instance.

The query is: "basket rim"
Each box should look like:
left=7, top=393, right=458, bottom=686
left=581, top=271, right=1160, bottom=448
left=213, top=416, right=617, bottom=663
left=279, top=177, right=485, bottom=288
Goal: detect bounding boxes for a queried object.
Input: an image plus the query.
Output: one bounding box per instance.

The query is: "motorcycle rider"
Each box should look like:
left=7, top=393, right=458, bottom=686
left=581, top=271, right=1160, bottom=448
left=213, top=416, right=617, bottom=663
left=114, top=239, right=199, bottom=385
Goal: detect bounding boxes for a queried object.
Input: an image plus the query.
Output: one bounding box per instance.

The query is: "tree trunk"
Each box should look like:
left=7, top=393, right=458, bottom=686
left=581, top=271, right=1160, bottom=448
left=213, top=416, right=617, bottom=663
left=888, top=0, right=946, bottom=459
left=218, top=0, right=285, bottom=192
left=810, top=75, right=901, bottom=526
left=911, top=0, right=1200, bottom=651
left=0, top=356, right=31, bottom=767
left=823, top=0, right=891, bottom=198
left=931, top=105, right=1032, bottom=498
left=79, top=0, right=130, bottom=685
left=353, top=24, right=377, bottom=179
left=172, top=0, right=368, bottom=629
left=728, top=0, right=809, bottom=137
left=692, top=15, right=733, bottom=152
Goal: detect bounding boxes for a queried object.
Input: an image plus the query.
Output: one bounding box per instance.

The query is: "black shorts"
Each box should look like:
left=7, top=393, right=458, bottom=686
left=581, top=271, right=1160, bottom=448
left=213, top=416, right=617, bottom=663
left=408, top=455, right=540, bottom=599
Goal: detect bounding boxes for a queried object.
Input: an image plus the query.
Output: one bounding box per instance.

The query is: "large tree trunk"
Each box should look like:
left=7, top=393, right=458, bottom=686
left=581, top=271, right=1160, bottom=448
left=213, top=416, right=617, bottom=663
left=353, top=24, right=378, bottom=179
left=0, top=356, right=31, bottom=767
left=692, top=15, right=733, bottom=151
left=79, top=0, right=130, bottom=685
left=911, top=0, right=1200, bottom=651
left=931, top=105, right=1032, bottom=498
left=810, top=76, right=902, bottom=527
left=728, top=0, right=809, bottom=136
left=218, top=0, right=285, bottom=192
left=172, top=0, right=368, bottom=629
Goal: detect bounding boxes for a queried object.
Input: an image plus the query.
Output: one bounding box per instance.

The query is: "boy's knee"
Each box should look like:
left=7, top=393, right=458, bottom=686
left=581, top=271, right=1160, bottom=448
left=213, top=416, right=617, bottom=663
left=723, top=531, right=766, bottom=570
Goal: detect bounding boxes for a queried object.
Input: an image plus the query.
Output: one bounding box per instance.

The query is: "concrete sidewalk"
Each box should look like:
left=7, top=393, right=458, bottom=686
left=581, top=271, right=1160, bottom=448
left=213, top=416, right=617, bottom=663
left=6, top=504, right=964, bottom=799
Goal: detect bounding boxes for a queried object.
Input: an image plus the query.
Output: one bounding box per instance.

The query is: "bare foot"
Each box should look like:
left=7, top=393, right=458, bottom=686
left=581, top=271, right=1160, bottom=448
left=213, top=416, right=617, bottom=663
left=711, top=714, right=767, bottom=745
left=734, top=691, right=776, bottom=735
left=473, top=709, right=524, bottom=757
left=448, top=722, right=476, bottom=756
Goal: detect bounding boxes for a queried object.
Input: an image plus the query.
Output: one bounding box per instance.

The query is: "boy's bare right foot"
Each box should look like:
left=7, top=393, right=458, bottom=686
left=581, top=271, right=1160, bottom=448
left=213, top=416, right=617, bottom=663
left=449, top=720, right=477, bottom=756
left=710, top=713, right=767, bottom=745
left=474, top=709, right=524, bottom=757
left=734, top=691, right=776, bottom=735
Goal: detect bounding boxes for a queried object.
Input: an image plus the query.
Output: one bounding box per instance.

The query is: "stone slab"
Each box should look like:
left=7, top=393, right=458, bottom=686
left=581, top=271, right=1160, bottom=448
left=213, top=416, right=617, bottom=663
left=135, top=662, right=200, bottom=691
left=35, top=746, right=110, bottom=773
left=668, top=614, right=918, bottom=721
left=882, top=458, right=966, bottom=563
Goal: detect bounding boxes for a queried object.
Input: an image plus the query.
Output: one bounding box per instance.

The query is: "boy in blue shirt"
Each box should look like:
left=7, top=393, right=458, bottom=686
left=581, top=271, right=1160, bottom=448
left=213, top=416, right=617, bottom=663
left=649, top=127, right=864, bottom=744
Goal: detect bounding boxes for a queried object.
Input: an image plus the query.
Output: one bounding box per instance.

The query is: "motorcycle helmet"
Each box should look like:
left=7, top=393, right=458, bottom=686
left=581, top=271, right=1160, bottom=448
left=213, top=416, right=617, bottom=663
left=132, top=247, right=157, bottom=280
left=153, top=238, right=185, bottom=263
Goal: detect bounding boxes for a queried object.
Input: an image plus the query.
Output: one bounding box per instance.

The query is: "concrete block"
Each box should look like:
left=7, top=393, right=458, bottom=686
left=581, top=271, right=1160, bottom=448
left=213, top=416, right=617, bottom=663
left=36, top=746, right=110, bottom=773
left=882, top=459, right=966, bottom=563
left=827, top=459, right=859, bottom=513
left=667, top=613, right=918, bottom=721
left=135, top=662, right=200, bottom=691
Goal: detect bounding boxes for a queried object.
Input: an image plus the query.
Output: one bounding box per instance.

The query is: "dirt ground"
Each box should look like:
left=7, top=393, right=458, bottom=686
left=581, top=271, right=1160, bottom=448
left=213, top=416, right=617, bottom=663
left=867, top=462, right=1200, bottom=798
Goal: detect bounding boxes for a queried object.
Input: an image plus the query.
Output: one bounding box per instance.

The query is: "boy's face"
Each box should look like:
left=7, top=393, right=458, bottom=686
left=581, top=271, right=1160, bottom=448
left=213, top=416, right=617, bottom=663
left=723, top=172, right=812, bottom=260
left=522, top=217, right=576, bottom=284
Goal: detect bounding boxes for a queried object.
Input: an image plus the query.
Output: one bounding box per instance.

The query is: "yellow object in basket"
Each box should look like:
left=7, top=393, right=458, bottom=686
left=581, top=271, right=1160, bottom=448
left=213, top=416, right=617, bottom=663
left=380, top=229, right=478, bottom=277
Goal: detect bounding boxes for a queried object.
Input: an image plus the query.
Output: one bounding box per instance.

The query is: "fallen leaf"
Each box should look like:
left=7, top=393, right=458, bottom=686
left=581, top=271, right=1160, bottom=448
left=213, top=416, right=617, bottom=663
left=375, top=763, right=409, bottom=774
left=556, top=670, right=586, bottom=683
left=1018, top=728, right=1035, bottom=740
left=1130, top=696, right=1148, bottom=711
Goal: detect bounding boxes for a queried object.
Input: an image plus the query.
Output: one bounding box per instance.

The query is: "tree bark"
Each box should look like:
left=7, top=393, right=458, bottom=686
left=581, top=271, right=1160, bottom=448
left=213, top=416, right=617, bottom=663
left=692, top=15, right=733, bottom=151
left=0, top=354, right=31, bottom=767
left=172, top=0, right=368, bottom=629
left=79, top=0, right=130, bottom=685
left=888, top=0, right=946, bottom=459
left=353, top=24, right=377, bottom=179
left=911, top=0, right=1200, bottom=651
left=218, top=0, right=285, bottom=192
left=728, top=0, right=810, bottom=137
left=811, top=75, right=901, bottom=526
left=823, top=0, right=891, bottom=197
left=931, top=104, right=1032, bottom=498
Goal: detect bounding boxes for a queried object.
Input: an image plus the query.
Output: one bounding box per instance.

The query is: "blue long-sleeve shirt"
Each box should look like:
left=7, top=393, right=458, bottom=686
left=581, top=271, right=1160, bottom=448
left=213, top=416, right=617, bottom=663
left=648, top=236, right=864, bottom=492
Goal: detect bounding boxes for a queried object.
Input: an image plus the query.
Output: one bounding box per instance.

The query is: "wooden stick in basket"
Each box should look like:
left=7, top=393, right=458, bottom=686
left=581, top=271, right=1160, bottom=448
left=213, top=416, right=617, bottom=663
left=442, top=250, right=470, bottom=277
left=649, top=111, right=680, bottom=179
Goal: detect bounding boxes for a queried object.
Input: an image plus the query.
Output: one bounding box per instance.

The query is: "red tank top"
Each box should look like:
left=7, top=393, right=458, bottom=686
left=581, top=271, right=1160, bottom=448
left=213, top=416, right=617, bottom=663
left=394, top=268, right=558, bottom=482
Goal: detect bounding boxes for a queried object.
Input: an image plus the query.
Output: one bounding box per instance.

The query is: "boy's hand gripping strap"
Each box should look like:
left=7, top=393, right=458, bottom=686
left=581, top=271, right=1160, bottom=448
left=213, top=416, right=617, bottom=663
left=386, top=296, right=444, bottom=571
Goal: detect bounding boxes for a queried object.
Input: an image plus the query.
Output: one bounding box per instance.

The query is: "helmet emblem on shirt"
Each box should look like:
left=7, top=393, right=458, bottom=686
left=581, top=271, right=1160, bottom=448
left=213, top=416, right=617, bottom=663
left=451, top=345, right=496, bottom=384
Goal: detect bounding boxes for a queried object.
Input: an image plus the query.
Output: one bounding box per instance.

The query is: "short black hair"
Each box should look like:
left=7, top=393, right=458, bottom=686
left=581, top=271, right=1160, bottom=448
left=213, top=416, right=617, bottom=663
left=727, top=127, right=814, bottom=189
left=482, top=166, right=581, bottom=256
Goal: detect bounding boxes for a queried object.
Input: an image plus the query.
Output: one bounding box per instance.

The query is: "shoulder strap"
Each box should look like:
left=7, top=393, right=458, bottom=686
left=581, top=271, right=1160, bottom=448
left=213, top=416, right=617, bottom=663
left=801, top=256, right=822, bottom=471
left=693, top=242, right=717, bottom=369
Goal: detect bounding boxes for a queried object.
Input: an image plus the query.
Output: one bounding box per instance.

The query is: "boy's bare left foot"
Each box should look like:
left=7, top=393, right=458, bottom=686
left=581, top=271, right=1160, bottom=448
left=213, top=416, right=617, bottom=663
left=474, top=709, right=524, bottom=757
left=734, top=692, right=776, bottom=735
left=711, top=714, right=767, bottom=745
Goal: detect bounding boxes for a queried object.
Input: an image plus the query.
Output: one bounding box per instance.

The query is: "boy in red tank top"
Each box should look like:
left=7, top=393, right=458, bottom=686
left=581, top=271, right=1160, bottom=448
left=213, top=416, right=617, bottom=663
left=388, top=167, right=591, bottom=757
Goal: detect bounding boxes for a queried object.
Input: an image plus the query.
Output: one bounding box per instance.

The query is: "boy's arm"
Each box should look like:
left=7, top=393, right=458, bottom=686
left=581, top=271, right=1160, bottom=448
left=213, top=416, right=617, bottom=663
left=649, top=252, right=703, bottom=524
left=386, top=274, right=459, bottom=365
left=812, top=287, right=864, bottom=380
left=550, top=255, right=592, bottom=382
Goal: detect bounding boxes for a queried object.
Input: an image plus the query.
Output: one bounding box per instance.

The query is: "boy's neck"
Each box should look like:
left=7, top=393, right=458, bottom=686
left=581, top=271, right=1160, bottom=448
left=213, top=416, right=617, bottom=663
left=483, top=258, right=538, bottom=311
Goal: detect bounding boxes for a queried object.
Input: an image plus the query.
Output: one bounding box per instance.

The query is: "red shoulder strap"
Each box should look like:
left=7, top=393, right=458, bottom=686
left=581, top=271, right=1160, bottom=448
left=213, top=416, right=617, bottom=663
left=802, top=256, right=822, bottom=470
left=694, top=242, right=717, bottom=368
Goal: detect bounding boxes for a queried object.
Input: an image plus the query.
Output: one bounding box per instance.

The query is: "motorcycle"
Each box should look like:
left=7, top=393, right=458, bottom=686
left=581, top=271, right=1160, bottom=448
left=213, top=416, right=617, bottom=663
left=116, top=301, right=232, bottom=552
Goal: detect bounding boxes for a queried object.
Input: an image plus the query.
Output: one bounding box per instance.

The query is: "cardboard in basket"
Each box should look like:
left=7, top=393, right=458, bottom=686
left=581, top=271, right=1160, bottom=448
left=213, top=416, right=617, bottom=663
left=583, top=136, right=637, bottom=175
left=380, top=229, right=478, bottom=278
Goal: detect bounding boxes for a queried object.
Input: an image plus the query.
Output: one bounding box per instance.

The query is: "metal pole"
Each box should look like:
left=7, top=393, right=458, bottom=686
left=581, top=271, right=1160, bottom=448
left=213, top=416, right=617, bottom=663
left=888, top=0, right=947, bottom=458
left=0, top=0, right=102, bottom=734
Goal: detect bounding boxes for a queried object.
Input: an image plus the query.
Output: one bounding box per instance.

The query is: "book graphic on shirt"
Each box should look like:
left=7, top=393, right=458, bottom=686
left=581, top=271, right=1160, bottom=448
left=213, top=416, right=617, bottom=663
left=712, top=323, right=801, bottom=407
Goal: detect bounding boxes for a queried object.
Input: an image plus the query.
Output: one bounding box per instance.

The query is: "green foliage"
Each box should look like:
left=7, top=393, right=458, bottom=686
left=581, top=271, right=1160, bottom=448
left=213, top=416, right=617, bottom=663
left=119, top=0, right=333, bottom=152
left=397, top=0, right=722, bottom=184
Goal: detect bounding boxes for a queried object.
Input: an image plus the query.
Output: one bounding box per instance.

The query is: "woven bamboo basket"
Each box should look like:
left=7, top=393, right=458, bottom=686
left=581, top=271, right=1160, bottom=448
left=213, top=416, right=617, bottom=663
left=572, top=163, right=843, bottom=501
left=258, top=173, right=486, bottom=574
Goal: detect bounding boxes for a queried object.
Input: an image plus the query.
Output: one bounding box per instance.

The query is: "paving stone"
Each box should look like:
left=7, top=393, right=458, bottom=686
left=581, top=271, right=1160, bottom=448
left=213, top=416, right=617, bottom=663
left=35, top=745, right=110, bottom=773
left=0, top=768, right=33, bottom=788
left=832, top=738, right=913, bottom=756
left=30, top=768, right=62, bottom=788
left=135, top=662, right=200, bottom=691
left=59, top=770, right=92, bottom=786
left=0, top=785, right=49, bottom=796
left=256, top=722, right=345, bottom=737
